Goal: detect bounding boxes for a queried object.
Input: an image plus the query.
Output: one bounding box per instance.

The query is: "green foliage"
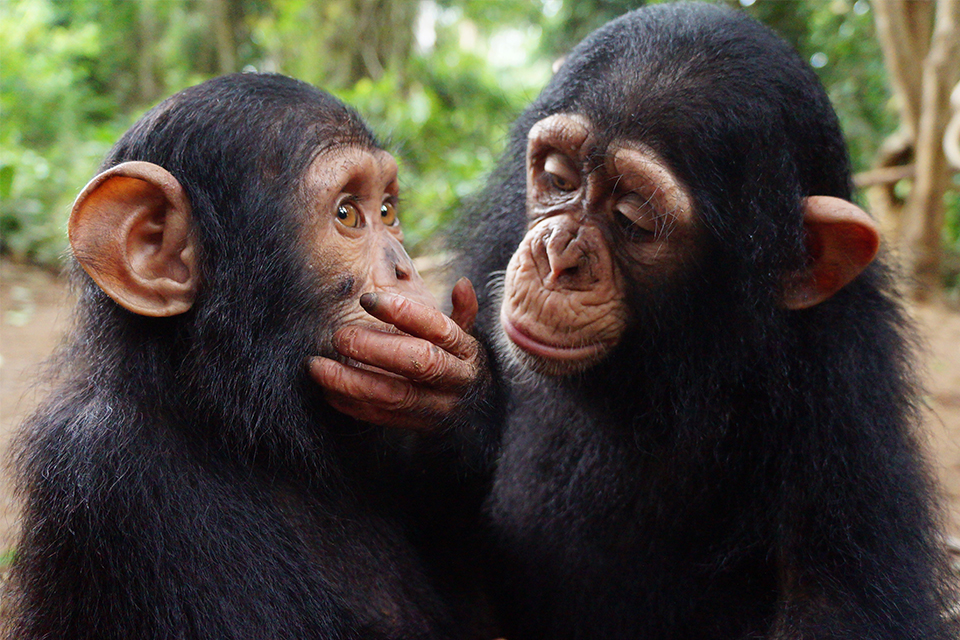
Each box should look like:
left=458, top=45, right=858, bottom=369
left=533, top=0, right=647, bottom=57
left=944, top=174, right=960, bottom=297
left=734, top=0, right=896, bottom=173
left=248, top=0, right=419, bottom=87
left=1, top=0, right=549, bottom=262
left=0, top=0, right=954, bottom=277
left=0, top=547, right=16, bottom=569
left=0, top=0, right=128, bottom=264
left=947, top=174, right=960, bottom=249
left=338, top=40, right=546, bottom=251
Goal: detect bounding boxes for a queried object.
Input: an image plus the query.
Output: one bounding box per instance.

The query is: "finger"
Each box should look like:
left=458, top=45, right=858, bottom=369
left=324, top=390, right=441, bottom=431
left=449, top=277, right=478, bottom=332
left=310, top=356, right=413, bottom=402
left=331, top=327, right=476, bottom=388
left=309, top=356, right=459, bottom=415
left=360, top=292, right=479, bottom=361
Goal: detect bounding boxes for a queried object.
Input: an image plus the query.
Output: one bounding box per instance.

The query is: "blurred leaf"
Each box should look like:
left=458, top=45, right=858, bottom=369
left=0, top=165, right=14, bottom=201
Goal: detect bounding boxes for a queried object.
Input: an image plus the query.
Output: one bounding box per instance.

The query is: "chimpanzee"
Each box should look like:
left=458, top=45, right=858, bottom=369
left=442, top=4, right=955, bottom=639
left=4, top=73, right=493, bottom=640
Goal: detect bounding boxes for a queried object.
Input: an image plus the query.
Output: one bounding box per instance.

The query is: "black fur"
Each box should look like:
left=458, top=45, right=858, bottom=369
left=6, top=73, right=489, bottom=640
left=455, top=4, right=957, bottom=639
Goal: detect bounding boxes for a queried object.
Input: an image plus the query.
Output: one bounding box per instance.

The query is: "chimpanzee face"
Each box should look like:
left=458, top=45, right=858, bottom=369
left=500, top=113, right=697, bottom=376
left=297, top=145, right=438, bottom=331
left=498, top=105, right=878, bottom=379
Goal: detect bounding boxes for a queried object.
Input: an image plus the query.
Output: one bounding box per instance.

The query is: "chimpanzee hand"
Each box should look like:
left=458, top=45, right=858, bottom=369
left=308, top=277, right=486, bottom=431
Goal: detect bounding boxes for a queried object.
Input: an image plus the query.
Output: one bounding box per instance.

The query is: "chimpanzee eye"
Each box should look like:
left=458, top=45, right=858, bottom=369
left=548, top=173, right=575, bottom=192
left=380, top=202, right=398, bottom=226
left=614, top=195, right=656, bottom=239
left=543, top=153, right=580, bottom=192
left=336, top=201, right=362, bottom=228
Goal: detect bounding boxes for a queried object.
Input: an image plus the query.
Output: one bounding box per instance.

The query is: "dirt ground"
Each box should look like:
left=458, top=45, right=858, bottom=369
left=1, top=257, right=959, bottom=560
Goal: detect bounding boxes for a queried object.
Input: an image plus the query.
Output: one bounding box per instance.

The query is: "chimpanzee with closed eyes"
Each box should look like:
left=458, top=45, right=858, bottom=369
left=5, top=73, right=495, bottom=640
left=439, top=4, right=955, bottom=639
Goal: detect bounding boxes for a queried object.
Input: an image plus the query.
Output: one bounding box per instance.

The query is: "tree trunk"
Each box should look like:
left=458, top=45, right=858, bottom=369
left=209, top=0, right=239, bottom=75
left=901, top=0, right=960, bottom=299
left=872, top=0, right=933, bottom=138
left=137, top=0, right=159, bottom=105
left=871, top=0, right=960, bottom=298
left=869, top=0, right=933, bottom=239
left=343, top=0, right=418, bottom=84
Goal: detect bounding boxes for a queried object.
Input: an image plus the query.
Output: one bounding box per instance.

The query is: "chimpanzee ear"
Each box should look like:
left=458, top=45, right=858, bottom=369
left=781, top=196, right=880, bottom=310
left=69, top=161, right=197, bottom=316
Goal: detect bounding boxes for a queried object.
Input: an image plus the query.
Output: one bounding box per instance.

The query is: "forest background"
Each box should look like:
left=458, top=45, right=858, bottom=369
left=2, top=0, right=959, bottom=301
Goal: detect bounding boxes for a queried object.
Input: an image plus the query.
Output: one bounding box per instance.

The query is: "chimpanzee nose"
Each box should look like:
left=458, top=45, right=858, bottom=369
left=372, top=236, right=439, bottom=309
left=545, top=227, right=586, bottom=280
left=379, top=244, right=414, bottom=284
left=532, top=217, right=601, bottom=290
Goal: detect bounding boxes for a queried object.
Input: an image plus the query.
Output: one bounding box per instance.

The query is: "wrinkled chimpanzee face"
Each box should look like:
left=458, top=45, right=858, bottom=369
left=500, top=113, right=698, bottom=376
left=500, top=114, right=694, bottom=375
left=299, top=145, right=439, bottom=334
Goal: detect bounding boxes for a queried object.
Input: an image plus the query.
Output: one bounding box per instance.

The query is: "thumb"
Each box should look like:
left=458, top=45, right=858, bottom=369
left=449, top=277, right=478, bottom=332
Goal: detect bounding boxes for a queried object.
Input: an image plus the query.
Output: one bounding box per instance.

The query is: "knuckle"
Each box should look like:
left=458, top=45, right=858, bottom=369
left=385, top=384, right=421, bottom=413
left=418, top=316, right=466, bottom=357
left=457, top=333, right=480, bottom=360
left=410, top=344, right=448, bottom=384
left=332, top=328, right=360, bottom=357
left=439, top=322, right=479, bottom=360
left=434, top=317, right=463, bottom=349
left=392, top=294, right=415, bottom=317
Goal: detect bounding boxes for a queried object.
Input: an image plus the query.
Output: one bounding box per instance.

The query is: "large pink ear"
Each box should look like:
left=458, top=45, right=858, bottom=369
left=781, top=196, right=880, bottom=310
left=69, top=161, right=198, bottom=316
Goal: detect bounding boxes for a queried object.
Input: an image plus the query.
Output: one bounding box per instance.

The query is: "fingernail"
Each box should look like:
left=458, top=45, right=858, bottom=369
left=360, top=292, right=378, bottom=309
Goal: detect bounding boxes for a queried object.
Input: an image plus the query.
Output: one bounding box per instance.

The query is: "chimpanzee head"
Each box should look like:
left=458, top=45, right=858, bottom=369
left=481, top=3, right=879, bottom=377
left=66, top=73, right=437, bottom=454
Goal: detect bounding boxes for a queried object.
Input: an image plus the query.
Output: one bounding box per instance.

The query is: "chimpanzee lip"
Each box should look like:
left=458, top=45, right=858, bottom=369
left=501, top=313, right=605, bottom=362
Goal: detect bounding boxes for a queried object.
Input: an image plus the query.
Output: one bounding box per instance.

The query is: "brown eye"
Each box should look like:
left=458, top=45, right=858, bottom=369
left=336, top=201, right=361, bottom=228
left=380, top=201, right=398, bottom=226
left=543, top=153, right=579, bottom=192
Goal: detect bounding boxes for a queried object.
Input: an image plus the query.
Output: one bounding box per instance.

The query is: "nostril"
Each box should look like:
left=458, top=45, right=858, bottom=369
left=547, top=242, right=585, bottom=279
left=551, top=262, right=580, bottom=281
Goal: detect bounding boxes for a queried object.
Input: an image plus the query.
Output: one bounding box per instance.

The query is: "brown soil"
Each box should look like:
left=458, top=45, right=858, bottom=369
left=1, top=258, right=959, bottom=556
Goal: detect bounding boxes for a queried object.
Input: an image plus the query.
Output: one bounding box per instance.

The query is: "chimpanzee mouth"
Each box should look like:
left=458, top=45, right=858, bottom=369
left=500, top=312, right=607, bottom=364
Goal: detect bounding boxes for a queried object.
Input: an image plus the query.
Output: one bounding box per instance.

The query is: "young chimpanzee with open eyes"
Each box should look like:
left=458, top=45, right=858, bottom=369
left=324, top=3, right=960, bottom=639
left=5, top=73, right=494, bottom=640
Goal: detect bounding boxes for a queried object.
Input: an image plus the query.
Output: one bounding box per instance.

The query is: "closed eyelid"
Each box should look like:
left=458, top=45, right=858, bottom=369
left=609, top=146, right=693, bottom=222
left=543, top=153, right=579, bottom=178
